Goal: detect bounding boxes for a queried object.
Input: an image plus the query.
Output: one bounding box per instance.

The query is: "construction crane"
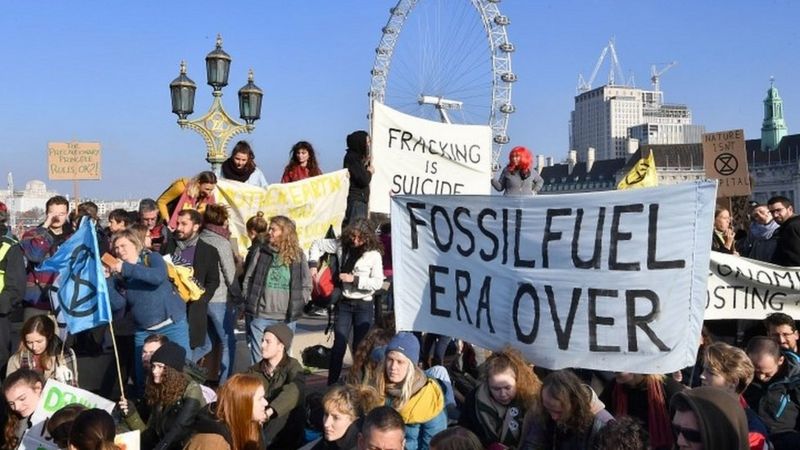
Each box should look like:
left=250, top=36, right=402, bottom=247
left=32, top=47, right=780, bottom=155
left=650, top=61, right=677, bottom=93
left=577, top=38, right=629, bottom=93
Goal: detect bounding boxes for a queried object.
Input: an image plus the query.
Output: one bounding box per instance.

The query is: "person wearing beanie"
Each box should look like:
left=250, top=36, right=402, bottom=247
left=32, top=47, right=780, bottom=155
left=246, top=320, right=306, bottom=449
left=119, top=340, right=206, bottom=450
left=374, top=332, right=447, bottom=450
left=670, top=386, right=749, bottom=450
left=342, top=130, right=372, bottom=228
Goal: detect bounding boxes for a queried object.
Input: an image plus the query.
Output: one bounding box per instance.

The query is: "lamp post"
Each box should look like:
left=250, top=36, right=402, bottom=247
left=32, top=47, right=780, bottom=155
left=169, top=34, right=263, bottom=171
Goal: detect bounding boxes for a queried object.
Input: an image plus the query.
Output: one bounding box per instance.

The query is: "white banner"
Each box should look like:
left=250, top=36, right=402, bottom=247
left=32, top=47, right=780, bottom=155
left=369, top=101, right=492, bottom=214
left=706, top=251, right=800, bottom=320
left=391, top=181, right=716, bottom=373
left=216, top=170, right=349, bottom=255
left=20, top=380, right=115, bottom=450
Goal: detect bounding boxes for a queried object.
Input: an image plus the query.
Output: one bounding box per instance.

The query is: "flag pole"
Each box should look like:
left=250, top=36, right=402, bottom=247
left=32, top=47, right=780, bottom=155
left=106, top=318, right=126, bottom=401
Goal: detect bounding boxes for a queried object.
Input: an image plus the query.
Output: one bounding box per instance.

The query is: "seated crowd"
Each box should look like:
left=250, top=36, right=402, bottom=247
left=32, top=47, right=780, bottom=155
left=3, top=141, right=800, bottom=450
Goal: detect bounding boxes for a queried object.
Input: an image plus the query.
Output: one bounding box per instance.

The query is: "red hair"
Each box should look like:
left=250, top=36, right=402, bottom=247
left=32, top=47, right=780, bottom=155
left=216, top=374, right=264, bottom=450
left=507, top=146, right=533, bottom=172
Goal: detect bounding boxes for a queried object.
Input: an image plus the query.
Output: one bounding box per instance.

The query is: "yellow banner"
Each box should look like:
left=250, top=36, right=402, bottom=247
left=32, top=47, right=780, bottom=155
left=216, top=170, right=349, bottom=255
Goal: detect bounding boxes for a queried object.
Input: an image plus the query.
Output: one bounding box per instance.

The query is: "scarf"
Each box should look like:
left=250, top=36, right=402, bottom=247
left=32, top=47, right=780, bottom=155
left=340, top=247, right=364, bottom=274
left=221, top=157, right=255, bottom=182
left=167, top=182, right=216, bottom=229
left=751, top=220, right=779, bottom=240
left=204, top=223, right=231, bottom=240
left=612, top=379, right=674, bottom=449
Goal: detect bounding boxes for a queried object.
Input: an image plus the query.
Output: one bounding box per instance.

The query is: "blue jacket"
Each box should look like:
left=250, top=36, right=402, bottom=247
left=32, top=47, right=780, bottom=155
left=108, top=251, right=186, bottom=330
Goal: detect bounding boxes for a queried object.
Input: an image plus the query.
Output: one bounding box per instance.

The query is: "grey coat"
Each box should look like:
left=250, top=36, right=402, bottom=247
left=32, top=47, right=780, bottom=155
left=198, top=229, right=237, bottom=303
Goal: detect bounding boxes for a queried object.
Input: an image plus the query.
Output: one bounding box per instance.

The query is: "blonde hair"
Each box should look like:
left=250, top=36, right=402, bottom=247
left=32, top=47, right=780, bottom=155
left=705, top=341, right=755, bottom=393
left=323, top=384, right=382, bottom=420
left=268, top=215, right=303, bottom=266
left=377, top=350, right=421, bottom=411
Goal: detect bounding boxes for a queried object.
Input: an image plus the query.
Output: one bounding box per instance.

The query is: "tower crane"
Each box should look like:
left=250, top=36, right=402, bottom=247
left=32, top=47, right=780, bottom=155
left=577, top=38, right=628, bottom=93
left=650, top=61, right=677, bottom=93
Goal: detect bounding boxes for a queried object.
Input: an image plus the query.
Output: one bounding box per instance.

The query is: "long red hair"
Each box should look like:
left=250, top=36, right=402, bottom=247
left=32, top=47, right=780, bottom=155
left=507, top=146, right=533, bottom=172
left=216, top=374, right=264, bottom=450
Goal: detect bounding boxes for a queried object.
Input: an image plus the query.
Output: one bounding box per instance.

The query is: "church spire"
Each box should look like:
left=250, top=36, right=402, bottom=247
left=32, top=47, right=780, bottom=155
left=761, top=77, right=788, bottom=151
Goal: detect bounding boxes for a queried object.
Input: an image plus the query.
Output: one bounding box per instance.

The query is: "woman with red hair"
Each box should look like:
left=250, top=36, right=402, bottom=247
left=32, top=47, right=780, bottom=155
left=492, top=146, right=544, bottom=196
left=184, top=373, right=267, bottom=450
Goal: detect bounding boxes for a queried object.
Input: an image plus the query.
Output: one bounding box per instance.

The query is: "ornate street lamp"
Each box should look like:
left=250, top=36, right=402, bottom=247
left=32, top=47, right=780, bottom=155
left=169, top=34, right=263, bottom=171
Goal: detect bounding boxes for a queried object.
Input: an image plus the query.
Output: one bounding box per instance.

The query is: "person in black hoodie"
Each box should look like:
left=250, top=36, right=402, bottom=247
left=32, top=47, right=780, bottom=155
left=308, top=384, right=381, bottom=450
left=670, top=386, right=749, bottom=450
left=0, top=201, right=25, bottom=374
left=342, top=130, right=372, bottom=228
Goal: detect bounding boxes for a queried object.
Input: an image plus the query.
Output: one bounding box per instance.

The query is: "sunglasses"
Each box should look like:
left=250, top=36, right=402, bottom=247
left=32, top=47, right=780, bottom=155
left=672, top=424, right=702, bottom=443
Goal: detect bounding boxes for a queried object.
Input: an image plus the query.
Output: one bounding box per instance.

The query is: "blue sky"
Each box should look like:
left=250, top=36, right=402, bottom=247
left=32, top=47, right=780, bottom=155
left=1, top=1, right=798, bottom=199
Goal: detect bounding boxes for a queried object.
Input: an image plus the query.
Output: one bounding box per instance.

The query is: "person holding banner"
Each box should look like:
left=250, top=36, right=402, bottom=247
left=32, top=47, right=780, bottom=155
left=375, top=333, right=447, bottom=450
left=220, top=140, right=269, bottom=188
left=119, top=342, right=205, bottom=450
left=105, top=229, right=190, bottom=391
left=156, top=171, right=217, bottom=230
left=6, top=315, right=78, bottom=386
left=282, top=141, right=323, bottom=183
left=491, top=146, right=543, bottom=196
left=342, top=130, right=372, bottom=228
left=2, top=369, right=44, bottom=450
left=309, top=218, right=384, bottom=386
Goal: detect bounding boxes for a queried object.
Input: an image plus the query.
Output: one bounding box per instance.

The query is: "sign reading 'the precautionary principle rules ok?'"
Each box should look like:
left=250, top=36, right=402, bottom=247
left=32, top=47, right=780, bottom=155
left=391, top=181, right=716, bottom=374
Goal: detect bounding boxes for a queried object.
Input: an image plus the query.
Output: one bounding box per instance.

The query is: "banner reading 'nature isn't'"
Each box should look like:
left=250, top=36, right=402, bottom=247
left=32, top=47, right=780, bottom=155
left=391, top=181, right=716, bottom=374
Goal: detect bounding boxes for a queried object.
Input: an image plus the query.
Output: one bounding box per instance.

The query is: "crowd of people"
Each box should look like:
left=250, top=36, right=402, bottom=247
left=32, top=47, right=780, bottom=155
left=1, top=137, right=800, bottom=450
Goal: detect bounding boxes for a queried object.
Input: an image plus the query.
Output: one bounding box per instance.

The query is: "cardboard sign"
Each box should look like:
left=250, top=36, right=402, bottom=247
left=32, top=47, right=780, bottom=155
left=47, top=141, right=101, bottom=180
left=115, top=430, right=141, bottom=450
left=706, top=251, right=800, bottom=320
left=370, top=101, right=492, bottom=214
left=20, top=380, right=115, bottom=450
left=391, top=181, right=716, bottom=374
left=702, top=129, right=750, bottom=197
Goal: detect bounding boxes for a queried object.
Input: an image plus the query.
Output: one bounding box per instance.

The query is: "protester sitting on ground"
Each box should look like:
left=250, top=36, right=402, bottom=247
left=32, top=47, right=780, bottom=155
left=156, top=171, right=217, bottom=230
left=428, top=426, right=482, bottom=450
left=743, top=336, right=800, bottom=450
left=309, top=218, right=384, bottom=385
left=594, top=415, right=649, bottom=450
left=700, top=342, right=770, bottom=450
left=600, top=372, right=684, bottom=450
left=282, top=141, right=323, bottom=183
left=737, top=203, right=779, bottom=262
left=184, top=373, right=267, bottom=450
left=105, top=229, right=189, bottom=391
left=139, top=198, right=170, bottom=253
left=68, top=408, right=119, bottom=450
left=764, top=312, right=800, bottom=356
left=198, top=204, right=239, bottom=383
left=220, top=140, right=269, bottom=187
left=2, top=369, right=45, bottom=450
left=246, top=323, right=306, bottom=450
left=5, top=315, right=78, bottom=386
left=306, top=384, right=382, bottom=450
left=712, top=206, right=739, bottom=254
left=670, top=386, right=749, bottom=450
left=47, top=403, right=87, bottom=449
left=519, top=369, right=614, bottom=449
left=342, top=130, right=372, bottom=228
left=768, top=195, right=800, bottom=266
left=347, top=327, right=395, bottom=386
left=242, top=215, right=311, bottom=364
left=140, top=334, right=216, bottom=406
left=357, top=406, right=406, bottom=450
left=373, top=332, right=446, bottom=450
left=491, top=146, right=544, bottom=196
left=459, top=347, right=542, bottom=449
left=119, top=342, right=205, bottom=450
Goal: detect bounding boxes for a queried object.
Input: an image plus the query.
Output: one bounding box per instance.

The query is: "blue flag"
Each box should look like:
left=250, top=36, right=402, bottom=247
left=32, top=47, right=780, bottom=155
left=38, top=218, right=111, bottom=334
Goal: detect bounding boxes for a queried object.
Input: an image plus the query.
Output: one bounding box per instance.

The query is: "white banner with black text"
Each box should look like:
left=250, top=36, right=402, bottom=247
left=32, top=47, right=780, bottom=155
left=391, top=181, right=716, bottom=373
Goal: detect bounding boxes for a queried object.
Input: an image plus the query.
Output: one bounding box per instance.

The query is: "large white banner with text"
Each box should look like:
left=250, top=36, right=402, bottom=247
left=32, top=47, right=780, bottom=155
left=706, top=251, right=800, bottom=320
left=391, top=181, right=716, bottom=373
left=216, top=170, right=349, bottom=255
left=370, top=101, right=492, bottom=214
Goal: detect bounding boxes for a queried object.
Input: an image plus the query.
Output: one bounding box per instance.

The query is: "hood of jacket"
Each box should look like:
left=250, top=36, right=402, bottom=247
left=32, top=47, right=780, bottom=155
left=346, top=130, right=369, bottom=158
left=670, top=387, right=748, bottom=450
